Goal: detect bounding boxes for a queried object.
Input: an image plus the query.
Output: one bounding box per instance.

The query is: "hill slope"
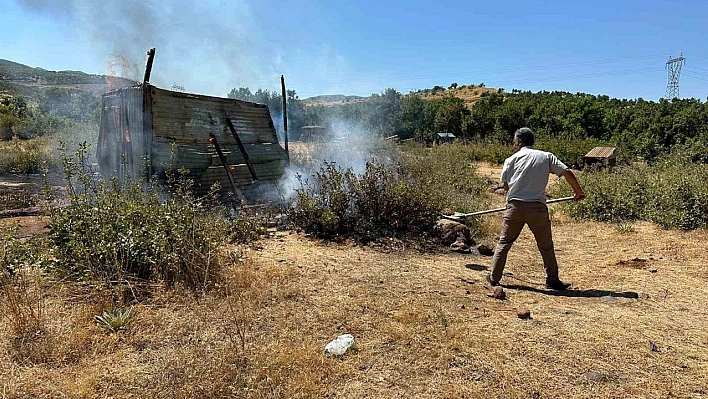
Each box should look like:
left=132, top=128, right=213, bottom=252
left=0, top=59, right=136, bottom=96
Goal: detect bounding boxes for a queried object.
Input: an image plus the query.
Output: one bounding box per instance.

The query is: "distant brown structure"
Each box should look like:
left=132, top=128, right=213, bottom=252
left=584, top=147, right=617, bottom=168
left=300, top=125, right=330, bottom=142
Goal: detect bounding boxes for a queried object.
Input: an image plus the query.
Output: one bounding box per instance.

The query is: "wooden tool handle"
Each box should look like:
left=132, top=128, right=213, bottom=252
left=442, top=196, right=576, bottom=219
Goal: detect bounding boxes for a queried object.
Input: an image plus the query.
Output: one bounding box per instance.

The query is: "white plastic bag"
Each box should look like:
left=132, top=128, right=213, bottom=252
left=324, top=334, right=355, bottom=356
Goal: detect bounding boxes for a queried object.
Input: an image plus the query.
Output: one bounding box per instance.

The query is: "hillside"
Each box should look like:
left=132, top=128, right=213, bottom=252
left=0, top=59, right=136, bottom=96
left=302, top=94, right=368, bottom=107
left=302, top=84, right=498, bottom=109
left=415, top=84, right=499, bottom=107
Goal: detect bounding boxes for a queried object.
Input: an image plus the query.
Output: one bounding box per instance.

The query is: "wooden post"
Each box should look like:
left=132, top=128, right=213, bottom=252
left=143, top=48, right=156, bottom=84
left=224, top=117, right=258, bottom=182
left=280, top=75, right=289, bottom=162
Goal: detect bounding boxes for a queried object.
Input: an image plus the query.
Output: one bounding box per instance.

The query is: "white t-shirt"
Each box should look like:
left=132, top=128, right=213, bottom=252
left=501, top=146, right=568, bottom=203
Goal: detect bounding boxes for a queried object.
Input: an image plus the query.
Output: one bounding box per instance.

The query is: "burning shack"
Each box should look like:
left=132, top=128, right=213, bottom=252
left=97, top=50, right=288, bottom=201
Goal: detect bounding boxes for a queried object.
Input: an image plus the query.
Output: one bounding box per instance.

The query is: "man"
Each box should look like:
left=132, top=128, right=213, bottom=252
left=487, top=127, right=585, bottom=290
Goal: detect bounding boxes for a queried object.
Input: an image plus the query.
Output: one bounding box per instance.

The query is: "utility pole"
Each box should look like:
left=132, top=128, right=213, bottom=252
left=665, top=53, right=685, bottom=99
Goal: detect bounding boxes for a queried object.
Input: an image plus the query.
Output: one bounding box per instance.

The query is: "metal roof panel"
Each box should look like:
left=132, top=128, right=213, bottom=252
left=585, top=147, right=617, bottom=158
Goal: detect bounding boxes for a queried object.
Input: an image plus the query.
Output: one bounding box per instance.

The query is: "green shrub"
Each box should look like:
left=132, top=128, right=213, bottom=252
left=402, top=143, right=487, bottom=209
left=535, top=136, right=613, bottom=169
left=0, top=136, right=54, bottom=174
left=557, top=154, right=708, bottom=230
left=95, top=307, right=134, bottom=333
left=44, top=145, right=238, bottom=289
left=288, top=161, right=439, bottom=242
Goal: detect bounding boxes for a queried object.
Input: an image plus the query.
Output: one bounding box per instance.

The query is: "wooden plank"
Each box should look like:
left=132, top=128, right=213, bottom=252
left=209, top=133, right=244, bottom=200
left=150, top=88, right=281, bottom=146
left=195, top=160, right=285, bottom=186
left=151, top=140, right=287, bottom=165
left=225, top=117, right=258, bottom=181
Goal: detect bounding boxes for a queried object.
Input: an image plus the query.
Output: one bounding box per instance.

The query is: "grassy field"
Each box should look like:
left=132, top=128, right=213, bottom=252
left=2, top=214, right=707, bottom=398
left=1, top=145, right=708, bottom=398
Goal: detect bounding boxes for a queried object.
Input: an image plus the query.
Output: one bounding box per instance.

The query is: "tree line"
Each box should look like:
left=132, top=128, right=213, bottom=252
left=300, top=88, right=708, bottom=162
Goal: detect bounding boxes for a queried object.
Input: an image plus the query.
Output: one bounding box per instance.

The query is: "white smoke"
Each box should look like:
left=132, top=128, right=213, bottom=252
left=16, top=0, right=283, bottom=96
left=275, top=118, right=398, bottom=201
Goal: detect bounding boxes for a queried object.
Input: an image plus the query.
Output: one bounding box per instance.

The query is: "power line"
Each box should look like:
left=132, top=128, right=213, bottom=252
left=396, top=67, right=663, bottom=93
left=289, top=54, right=667, bottom=86
left=683, top=67, right=708, bottom=77
left=682, top=71, right=708, bottom=82
left=686, top=65, right=708, bottom=74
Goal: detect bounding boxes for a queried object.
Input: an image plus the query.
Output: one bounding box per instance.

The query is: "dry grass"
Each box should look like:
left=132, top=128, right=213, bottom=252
left=416, top=85, right=499, bottom=108
left=3, top=219, right=707, bottom=398
left=2, top=163, right=708, bottom=398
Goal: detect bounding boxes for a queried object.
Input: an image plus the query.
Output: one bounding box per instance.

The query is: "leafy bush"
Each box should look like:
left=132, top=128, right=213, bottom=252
left=0, top=136, right=54, bottom=174
left=402, top=143, right=487, bottom=209
left=288, top=161, right=439, bottom=242
left=557, top=154, right=708, bottom=230
left=535, top=136, right=615, bottom=169
left=44, top=145, right=237, bottom=289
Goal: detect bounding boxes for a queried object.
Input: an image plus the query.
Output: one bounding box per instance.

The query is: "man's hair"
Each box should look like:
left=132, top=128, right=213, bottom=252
left=514, top=127, right=535, bottom=147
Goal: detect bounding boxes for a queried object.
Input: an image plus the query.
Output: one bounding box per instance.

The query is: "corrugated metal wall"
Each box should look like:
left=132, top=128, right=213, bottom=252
left=97, top=87, right=146, bottom=181
left=99, top=86, right=288, bottom=196
left=149, top=87, right=288, bottom=193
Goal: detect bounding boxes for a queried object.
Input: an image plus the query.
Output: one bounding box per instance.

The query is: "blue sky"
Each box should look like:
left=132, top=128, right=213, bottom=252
left=2, top=0, right=708, bottom=100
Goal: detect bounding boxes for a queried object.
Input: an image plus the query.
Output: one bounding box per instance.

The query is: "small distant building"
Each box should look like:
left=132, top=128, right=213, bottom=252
left=300, top=125, right=330, bottom=142
left=435, top=132, right=456, bottom=144
left=584, top=147, right=617, bottom=167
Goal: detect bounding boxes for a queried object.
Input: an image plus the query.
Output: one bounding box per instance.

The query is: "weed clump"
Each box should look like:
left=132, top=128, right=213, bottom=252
left=289, top=161, right=439, bottom=242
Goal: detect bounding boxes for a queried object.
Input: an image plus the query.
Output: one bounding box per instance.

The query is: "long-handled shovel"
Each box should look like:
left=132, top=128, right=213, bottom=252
left=441, top=196, right=575, bottom=221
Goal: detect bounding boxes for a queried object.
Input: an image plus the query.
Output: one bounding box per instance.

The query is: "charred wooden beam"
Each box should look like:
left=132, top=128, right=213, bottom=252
left=280, top=75, right=289, bottom=162
left=143, top=48, right=156, bottom=84
left=209, top=133, right=245, bottom=201
left=224, top=117, right=258, bottom=182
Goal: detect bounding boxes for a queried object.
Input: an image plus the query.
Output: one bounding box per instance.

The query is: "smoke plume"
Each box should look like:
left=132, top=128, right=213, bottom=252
left=16, top=0, right=283, bottom=96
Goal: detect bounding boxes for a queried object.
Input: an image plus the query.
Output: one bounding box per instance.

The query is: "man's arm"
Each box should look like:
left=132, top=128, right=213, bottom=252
left=562, top=169, right=585, bottom=201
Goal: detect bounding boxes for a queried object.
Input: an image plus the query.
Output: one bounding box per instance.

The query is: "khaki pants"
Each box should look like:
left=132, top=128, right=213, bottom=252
left=490, top=201, right=559, bottom=282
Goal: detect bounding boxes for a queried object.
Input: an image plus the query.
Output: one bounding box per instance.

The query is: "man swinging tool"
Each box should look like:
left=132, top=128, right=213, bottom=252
left=487, top=127, right=585, bottom=290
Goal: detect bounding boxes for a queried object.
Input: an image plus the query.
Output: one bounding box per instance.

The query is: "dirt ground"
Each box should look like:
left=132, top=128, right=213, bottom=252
left=246, top=219, right=708, bottom=398
left=2, top=165, right=708, bottom=398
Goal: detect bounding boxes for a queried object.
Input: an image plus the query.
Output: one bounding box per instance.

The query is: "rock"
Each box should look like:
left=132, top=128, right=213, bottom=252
left=476, top=244, right=495, bottom=256
left=649, top=341, right=660, bottom=352
left=490, top=286, right=506, bottom=300
left=585, top=371, right=609, bottom=383
left=435, top=219, right=474, bottom=246
left=600, top=295, right=615, bottom=302
left=450, top=234, right=471, bottom=254
left=516, top=308, right=532, bottom=319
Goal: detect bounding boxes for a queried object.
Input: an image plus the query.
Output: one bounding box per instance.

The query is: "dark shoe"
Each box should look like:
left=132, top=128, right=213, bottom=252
left=545, top=279, right=572, bottom=290
left=486, top=274, right=500, bottom=287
